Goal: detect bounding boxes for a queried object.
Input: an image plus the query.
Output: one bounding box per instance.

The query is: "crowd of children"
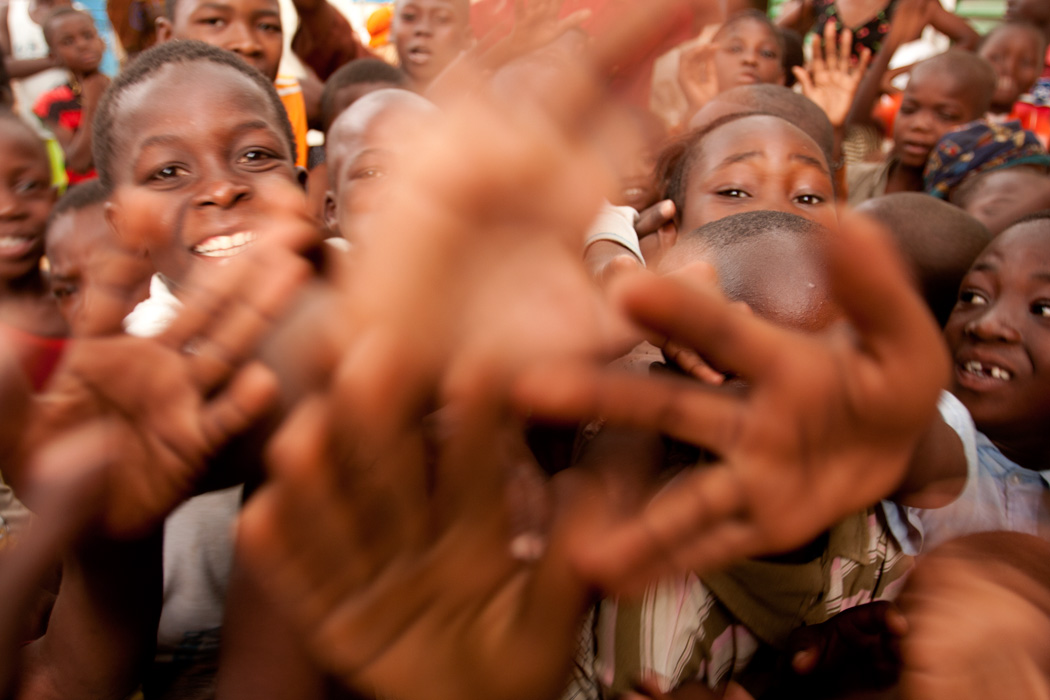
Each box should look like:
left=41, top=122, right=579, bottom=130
left=3, top=0, right=1050, bottom=699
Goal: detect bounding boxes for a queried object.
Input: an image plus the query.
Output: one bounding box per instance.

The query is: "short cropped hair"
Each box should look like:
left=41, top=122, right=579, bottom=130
left=910, top=49, right=997, bottom=117
left=92, top=40, right=295, bottom=191
left=49, top=180, right=108, bottom=225
left=979, top=20, right=1048, bottom=57
left=320, top=58, right=407, bottom=131
left=42, top=7, right=93, bottom=48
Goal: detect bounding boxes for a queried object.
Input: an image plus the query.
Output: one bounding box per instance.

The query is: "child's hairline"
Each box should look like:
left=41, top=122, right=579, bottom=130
left=95, top=46, right=296, bottom=191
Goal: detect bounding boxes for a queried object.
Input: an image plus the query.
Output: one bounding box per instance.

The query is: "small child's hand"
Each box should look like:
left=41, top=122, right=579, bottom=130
left=678, top=27, right=721, bottom=111
left=23, top=227, right=311, bottom=537
left=886, top=0, right=935, bottom=48
left=794, top=23, right=871, bottom=129
left=515, top=210, right=949, bottom=593
left=779, top=601, right=906, bottom=698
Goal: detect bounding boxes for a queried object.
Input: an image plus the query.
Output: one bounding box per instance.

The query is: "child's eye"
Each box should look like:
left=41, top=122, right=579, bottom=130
left=716, top=188, right=749, bottom=198
left=51, top=284, right=77, bottom=300
left=794, top=193, right=825, bottom=205
left=352, top=167, right=385, bottom=181
left=1031, top=301, right=1050, bottom=318
left=761, top=48, right=778, bottom=60
left=959, top=289, right=989, bottom=306
left=150, top=164, right=188, bottom=181
left=239, top=149, right=275, bottom=164
left=15, top=179, right=44, bottom=194
left=937, top=111, right=962, bottom=122
left=200, top=16, right=226, bottom=27
left=258, top=21, right=281, bottom=33
left=434, top=9, right=453, bottom=23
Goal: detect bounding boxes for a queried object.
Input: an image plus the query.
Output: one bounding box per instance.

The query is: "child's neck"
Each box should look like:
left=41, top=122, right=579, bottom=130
left=884, top=159, right=924, bottom=194
left=0, top=268, right=47, bottom=298
left=991, top=432, right=1050, bottom=473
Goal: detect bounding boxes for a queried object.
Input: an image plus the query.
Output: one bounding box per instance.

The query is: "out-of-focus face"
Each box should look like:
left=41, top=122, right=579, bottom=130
left=106, top=62, right=303, bottom=287
left=944, top=220, right=1050, bottom=451
left=47, top=205, right=153, bottom=336
left=893, top=70, right=976, bottom=168
left=163, top=0, right=283, bottom=80
left=0, top=123, right=55, bottom=282
left=962, top=168, right=1050, bottom=237
left=712, top=17, right=784, bottom=93
left=392, top=0, right=471, bottom=87
left=680, top=115, right=836, bottom=233
left=325, top=91, right=433, bottom=244
left=48, top=12, right=104, bottom=75
left=979, top=26, right=1044, bottom=112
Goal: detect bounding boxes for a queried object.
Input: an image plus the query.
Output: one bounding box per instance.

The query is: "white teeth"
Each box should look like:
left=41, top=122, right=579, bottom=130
left=192, top=231, right=257, bottom=258
left=0, top=236, right=31, bottom=249
left=963, top=360, right=1013, bottom=381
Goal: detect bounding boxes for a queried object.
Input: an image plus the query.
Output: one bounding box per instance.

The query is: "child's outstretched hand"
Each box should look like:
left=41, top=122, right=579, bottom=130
left=897, top=533, right=1050, bottom=700
left=774, top=601, right=906, bottom=698
left=21, top=221, right=314, bottom=538
left=678, top=26, right=721, bottom=113
left=515, top=210, right=949, bottom=593
left=238, top=388, right=592, bottom=700
left=794, top=23, right=871, bottom=129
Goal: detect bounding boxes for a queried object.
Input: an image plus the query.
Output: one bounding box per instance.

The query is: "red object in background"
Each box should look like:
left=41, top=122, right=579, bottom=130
left=469, top=0, right=705, bottom=108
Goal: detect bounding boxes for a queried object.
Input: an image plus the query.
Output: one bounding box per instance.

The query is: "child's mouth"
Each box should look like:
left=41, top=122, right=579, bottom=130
left=407, top=46, right=432, bottom=65
left=0, top=235, right=37, bottom=257
left=191, top=231, right=258, bottom=258
left=959, top=359, right=1014, bottom=384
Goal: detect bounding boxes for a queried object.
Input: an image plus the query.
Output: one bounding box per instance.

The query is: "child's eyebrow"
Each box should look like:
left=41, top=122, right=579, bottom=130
left=790, top=153, right=828, bottom=172
left=717, top=151, right=762, bottom=167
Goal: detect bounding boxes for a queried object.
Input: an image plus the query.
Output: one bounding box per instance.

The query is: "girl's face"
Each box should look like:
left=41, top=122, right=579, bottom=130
left=0, top=125, right=56, bottom=282
left=106, top=62, right=305, bottom=287
left=979, top=27, right=1045, bottom=112
left=712, top=18, right=784, bottom=93
left=679, top=115, right=836, bottom=234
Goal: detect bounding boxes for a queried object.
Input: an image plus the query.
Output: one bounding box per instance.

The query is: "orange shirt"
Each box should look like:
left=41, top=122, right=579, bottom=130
left=276, top=74, right=308, bottom=168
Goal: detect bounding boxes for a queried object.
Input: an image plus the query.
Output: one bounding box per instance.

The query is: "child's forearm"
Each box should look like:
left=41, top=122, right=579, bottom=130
left=16, top=530, right=162, bottom=700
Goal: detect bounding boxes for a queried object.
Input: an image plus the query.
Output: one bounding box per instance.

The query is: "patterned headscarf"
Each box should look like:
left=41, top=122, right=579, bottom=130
left=924, top=119, right=1050, bottom=200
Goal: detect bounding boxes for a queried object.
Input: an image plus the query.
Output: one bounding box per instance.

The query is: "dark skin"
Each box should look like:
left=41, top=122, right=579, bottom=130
left=0, top=0, right=68, bottom=80
left=41, top=11, right=108, bottom=176
left=0, top=120, right=65, bottom=341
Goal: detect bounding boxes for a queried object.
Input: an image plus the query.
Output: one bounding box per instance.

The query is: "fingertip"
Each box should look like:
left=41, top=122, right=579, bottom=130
left=792, top=647, right=818, bottom=674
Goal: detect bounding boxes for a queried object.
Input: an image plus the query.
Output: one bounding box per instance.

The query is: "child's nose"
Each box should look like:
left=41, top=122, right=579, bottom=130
left=226, top=22, right=263, bottom=56
left=965, top=304, right=1022, bottom=343
left=194, top=178, right=252, bottom=208
left=0, top=188, right=26, bottom=219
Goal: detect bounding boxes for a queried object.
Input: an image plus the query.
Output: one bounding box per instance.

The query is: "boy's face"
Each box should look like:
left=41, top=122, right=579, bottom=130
left=48, top=12, right=104, bottom=75
left=944, top=220, right=1050, bottom=443
left=963, top=168, right=1050, bottom=236
left=161, top=0, right=283, bottom=81
left=893, top=71, right=976, bottom=169
left=48, top=205, right=153, bottom=337
left=980, top=27, right=1044, bottom=111
left=392, top=0, right=471, bottom=86
left=713, top=18, right=784, bottom=93
left=325, top=96, right=426, bottom=243
left=680, top=115, right=836, bottom=233
left=106, top=62, right=303, bottom=286
left=0, top=125, right=56, bottom=281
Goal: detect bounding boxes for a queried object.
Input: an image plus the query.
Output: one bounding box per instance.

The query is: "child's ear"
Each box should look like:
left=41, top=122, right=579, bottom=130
left=656, top=221, right=678, bottom=258
left=295, top=166, right=308, bottom=190
left=104, top=200, right=145, bottom=253
left=155, top=16, right=173, bottom=43
left=323, top=191, right=340, bottom=236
